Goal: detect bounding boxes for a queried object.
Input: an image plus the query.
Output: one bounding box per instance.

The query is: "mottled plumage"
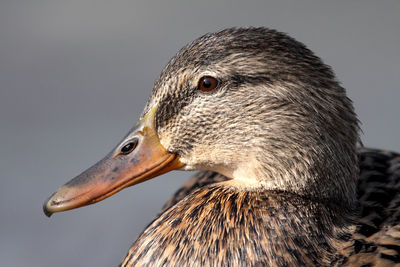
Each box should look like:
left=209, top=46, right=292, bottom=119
left=121, top=149, right=400, bottom=266
left=120, top=28, right=400, bottom=266
left=337, top=149, right=400, bottom=266
left=44, top=27, right=400, bottom=266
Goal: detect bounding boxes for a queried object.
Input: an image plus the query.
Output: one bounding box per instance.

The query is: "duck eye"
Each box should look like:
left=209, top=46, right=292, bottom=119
left=120, top=138, right=138, bottom=155
left=198, top=76, right=218, bottom=92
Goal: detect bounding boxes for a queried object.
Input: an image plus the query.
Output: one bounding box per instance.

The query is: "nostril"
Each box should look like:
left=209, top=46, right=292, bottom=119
left=120, top=138, right=139, bottom=155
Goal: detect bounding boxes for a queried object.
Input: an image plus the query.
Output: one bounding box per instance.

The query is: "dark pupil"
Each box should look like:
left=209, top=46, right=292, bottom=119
left=203, top=78, right=212, bottom=88
left=121, top=138, right=138, bottom=154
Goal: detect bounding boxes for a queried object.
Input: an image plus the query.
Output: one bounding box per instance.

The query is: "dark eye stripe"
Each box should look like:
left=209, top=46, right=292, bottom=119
left=156, top=85, right=197, bottom=130
left=156, top=74, right=272, bottom=130
left=230, top=74, right=272, bottom=87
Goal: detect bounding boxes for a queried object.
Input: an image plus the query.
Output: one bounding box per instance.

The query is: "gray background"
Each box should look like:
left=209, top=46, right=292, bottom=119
left=1, top=0, right=399, bottom=266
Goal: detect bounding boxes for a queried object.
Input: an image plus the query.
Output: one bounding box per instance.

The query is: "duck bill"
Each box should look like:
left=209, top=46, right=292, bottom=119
left=43, top=106, right=184, bottom=217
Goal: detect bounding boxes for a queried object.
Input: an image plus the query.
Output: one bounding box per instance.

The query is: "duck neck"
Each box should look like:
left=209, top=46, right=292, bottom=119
left=226, top=134, right=360, bottom=210
left=125, top=182, right=352, bottom=266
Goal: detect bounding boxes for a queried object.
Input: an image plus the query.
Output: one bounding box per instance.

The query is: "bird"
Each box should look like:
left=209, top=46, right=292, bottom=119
left=43, top=27, right=400, bottom=266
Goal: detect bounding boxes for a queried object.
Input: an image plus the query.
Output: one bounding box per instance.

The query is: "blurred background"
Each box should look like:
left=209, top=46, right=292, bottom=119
left=1, top=0, right=399, bottom=266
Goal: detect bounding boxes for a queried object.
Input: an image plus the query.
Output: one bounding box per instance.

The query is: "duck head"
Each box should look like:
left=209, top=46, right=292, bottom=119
left=44, top=28, right=359, bottom=216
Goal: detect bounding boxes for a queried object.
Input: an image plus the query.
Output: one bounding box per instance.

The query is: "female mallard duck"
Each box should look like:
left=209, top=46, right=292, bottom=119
left=44, top=27, right=400, bottom=266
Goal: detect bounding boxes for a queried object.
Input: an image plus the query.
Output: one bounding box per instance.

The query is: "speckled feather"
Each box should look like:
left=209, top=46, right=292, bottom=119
left=121, top=149, right=400, bottom=266
left=336, top=148, right=400, bottom=266
left=118, top=28, right=400, bottom=266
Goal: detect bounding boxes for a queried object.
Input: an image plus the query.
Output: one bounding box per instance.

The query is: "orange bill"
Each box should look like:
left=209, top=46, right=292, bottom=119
left=43, top=106, right=184, bottom=217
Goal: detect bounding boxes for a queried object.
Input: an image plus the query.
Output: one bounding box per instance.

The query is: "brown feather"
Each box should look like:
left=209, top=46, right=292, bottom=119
left=117, top=28, right=400, bottom=266
left=121, top=148, right=400, bottom=266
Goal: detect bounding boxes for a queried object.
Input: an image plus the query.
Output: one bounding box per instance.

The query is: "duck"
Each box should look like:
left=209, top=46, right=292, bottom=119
left=43, top=27, right=400, bottom=266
